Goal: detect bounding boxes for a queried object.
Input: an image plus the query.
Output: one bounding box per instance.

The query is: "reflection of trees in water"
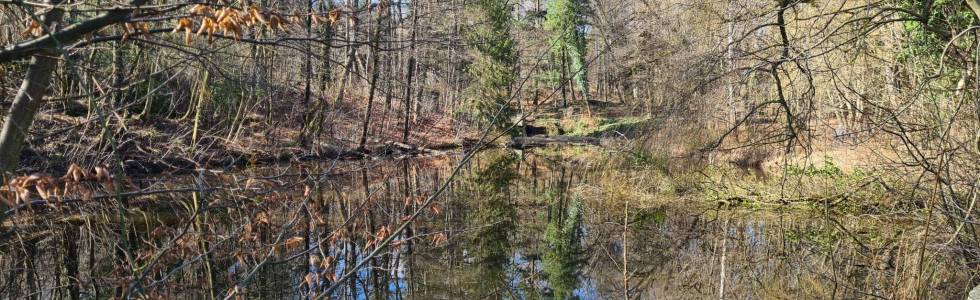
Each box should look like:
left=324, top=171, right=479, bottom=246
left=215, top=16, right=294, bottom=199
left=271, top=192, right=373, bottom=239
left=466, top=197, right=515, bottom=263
left=1, top=152, right=974, bottom=299
left=544, top=191, right=584, bottom=300
left=579, top=208, right=971, bottom=299
left=457, top=152, right=518, bottom=296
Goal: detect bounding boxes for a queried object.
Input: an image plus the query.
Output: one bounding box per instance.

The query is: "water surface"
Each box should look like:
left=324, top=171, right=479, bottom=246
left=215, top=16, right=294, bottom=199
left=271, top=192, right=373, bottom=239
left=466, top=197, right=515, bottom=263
left=0, top=148, right=969, bottom=299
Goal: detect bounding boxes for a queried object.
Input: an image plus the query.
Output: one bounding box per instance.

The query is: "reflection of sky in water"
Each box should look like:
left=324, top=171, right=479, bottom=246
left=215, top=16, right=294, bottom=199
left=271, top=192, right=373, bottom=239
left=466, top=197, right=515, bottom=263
left=575, top=278, right=600, bottom=299
left=265, top=206, right=916, bottom=299
left=511, top=252, right=537, bottom=298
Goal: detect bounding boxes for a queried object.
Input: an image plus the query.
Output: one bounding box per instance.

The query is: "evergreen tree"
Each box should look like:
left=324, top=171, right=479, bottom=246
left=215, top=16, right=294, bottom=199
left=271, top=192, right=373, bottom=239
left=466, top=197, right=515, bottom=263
left=465, top=0, right=518, bottom=131
left=545, top=0, right=590, bottom=102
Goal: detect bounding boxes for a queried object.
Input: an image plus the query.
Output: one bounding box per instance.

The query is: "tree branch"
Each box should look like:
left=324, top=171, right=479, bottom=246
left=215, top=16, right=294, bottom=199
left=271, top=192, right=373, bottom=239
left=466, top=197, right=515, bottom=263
left=0, top=0, right=148, bottom=63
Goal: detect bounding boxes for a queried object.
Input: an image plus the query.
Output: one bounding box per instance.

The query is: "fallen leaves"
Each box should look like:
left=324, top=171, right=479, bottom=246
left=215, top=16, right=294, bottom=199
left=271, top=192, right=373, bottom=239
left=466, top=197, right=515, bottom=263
left=0, top=163, right=119, bottom=208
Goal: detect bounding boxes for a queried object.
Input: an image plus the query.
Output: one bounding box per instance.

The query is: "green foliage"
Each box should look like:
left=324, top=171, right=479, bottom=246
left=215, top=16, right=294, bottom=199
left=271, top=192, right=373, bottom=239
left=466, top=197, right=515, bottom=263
left=464, top=0, right=518, bottom=131
left=786, top=228, right=841, bottom=253
left=786, top=156, right=843, bottom=178
left=899, top=0, right=974, bottom=63
left=460, top=152, right=518, bottom=284
left=544, top=0, right=590, bottom=101
left=630, top=207, right=667, bottom=229
left=565, top=116, right=649, bottom=137
left=898, top=0, right=975, bottom=102
left=204, top=77, right=245, bottom=121
left=543, top=195, right=584, bottom=299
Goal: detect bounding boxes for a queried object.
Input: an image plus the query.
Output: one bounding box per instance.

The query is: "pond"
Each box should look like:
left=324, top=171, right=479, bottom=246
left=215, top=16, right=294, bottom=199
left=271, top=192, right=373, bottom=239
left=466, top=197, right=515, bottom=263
left=0, top=147, right=971, bottom=299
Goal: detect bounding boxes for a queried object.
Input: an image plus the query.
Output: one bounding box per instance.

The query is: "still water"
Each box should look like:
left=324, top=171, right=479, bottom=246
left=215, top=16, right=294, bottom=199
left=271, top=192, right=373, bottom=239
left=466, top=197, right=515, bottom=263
left=0, top=148, right=971, bottom=299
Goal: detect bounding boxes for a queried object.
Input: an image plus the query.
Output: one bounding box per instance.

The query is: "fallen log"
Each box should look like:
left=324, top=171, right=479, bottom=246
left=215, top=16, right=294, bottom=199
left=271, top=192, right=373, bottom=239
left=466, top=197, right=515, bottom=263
left=364, top=141, right=452, bottom=156
left=507, top=136, right=601, bottom=149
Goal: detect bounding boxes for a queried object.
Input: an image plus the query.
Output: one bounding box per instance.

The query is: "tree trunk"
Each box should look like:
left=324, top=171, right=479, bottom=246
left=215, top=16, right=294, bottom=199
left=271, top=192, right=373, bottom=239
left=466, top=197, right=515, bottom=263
left=358, top=8, right=385, bottom=150
left=402, top=5, right=419, bottom=144
left=299, top=0, right=314, bottom=145
left=0, top=1, right=65, bottom=175
left=726, top=0, right=738, bottom=138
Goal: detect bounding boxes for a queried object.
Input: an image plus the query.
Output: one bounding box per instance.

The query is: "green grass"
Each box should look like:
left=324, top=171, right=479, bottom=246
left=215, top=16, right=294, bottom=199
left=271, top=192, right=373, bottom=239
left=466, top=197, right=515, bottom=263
left=532, top=116, right=650, bottom=137
left=563, top=116, right=649, bottom=137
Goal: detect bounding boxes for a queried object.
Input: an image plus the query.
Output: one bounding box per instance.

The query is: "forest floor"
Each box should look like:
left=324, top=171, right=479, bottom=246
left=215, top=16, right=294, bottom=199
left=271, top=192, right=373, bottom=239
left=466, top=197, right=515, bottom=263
left=18, top=93, right=482, bottom=176
left=17, top=91, right=645, bottom=177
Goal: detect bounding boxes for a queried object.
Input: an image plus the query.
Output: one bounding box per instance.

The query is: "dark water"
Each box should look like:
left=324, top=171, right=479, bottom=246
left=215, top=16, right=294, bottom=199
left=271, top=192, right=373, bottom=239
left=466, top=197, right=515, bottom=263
left=0, top=149, right=972, bottom=299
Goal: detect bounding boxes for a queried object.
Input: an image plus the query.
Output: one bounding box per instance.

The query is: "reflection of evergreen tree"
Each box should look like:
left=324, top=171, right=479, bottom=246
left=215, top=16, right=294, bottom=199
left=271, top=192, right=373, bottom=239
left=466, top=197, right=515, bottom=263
left=544, top=194, right=584, bottom=300
left=459, top=153, right=518, bottom=293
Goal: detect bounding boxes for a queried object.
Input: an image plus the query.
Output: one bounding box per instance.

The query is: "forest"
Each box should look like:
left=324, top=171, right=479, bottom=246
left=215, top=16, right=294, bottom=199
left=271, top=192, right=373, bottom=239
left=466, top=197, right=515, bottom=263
left=0, top=0, right=978, bottom=299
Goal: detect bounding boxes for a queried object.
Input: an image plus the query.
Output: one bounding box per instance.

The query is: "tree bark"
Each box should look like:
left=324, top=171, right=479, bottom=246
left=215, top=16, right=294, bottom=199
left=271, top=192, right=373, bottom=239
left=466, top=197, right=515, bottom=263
left=0, top=1, right=66, bottom=174
left=299, top=0, right=314, bottom=145
left=402, top=5, right=419, bottom=144
left=358, top=8, right=385, bottom=150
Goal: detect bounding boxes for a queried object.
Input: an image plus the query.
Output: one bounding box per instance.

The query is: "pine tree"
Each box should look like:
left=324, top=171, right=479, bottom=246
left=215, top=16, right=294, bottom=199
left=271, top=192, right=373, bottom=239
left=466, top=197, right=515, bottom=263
left=545, top=0, right=590, bottom=102
left=464, top=0, right=518, bottom=131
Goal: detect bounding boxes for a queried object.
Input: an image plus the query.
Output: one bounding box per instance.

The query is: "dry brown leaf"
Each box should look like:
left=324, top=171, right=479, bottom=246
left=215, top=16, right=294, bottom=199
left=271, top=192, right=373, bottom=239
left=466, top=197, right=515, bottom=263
left=321, top=256, right=335, bottom=270
left=139, top=22, right=150, bottom=34
left=430, top=232, right=446, bottom=246
left=190, top=4, right=211, bottom=16
left=64, top=163, right=88, bottom=182
left=21, top=20, right=40, bottom=38
left=93, top=166, right=111, bottom=182
left=255, top=211, right=269, bottom=224
left=184, top=27, right=193, bottom=44
left=328, top=9, right=341, bottom=25
left=250, top=6, right=268, bottom=25
left=173, top=18, right=193, bottom=33
left=284, top=236, right=304, bottom=251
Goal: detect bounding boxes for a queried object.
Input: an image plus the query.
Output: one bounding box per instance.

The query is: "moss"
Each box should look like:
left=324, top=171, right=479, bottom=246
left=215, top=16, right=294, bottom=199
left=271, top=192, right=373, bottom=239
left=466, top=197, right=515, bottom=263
left=533, top=116, right=650, bottom=137
left=591, top=116, right=650, bottom=136
left=523, top=114, right=653, bottom=142
left=630, top=207, right=667, bottom=229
